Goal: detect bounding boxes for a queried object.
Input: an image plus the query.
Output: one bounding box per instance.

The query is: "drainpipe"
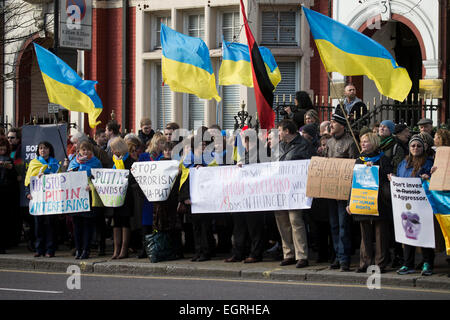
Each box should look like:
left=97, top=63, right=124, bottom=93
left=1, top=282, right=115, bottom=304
left=1, top=0, right=5, bottom=123
left=121, top=0, right=128, bottom=132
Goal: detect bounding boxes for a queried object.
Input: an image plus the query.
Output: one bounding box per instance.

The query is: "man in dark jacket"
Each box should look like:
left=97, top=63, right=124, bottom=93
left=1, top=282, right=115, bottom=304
left=326, top=111, right=359, bottom=272
left=274, top=119, right=314, bottom=268
left=138, top=118, right=155, bottom=148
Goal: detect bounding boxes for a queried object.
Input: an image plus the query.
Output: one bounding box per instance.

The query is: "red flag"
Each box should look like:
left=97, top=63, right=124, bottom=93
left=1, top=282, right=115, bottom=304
left=240, top=0, right=275, bottom=130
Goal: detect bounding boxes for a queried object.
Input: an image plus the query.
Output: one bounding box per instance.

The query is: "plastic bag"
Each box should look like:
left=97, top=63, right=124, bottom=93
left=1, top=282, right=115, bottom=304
left=144, top=231, right=177, bottom=263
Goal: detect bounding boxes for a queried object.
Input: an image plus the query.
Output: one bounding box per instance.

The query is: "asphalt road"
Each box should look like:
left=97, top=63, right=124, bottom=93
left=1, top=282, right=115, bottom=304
left=1, top=269, right=449, bottom=302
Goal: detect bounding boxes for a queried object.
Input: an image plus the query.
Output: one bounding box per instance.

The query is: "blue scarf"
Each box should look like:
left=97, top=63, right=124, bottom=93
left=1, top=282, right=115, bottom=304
left=37, top=156, right=60, bottom=174
left=68, top=155, right=102, bottom=177
left=359, top=151, right=384, bottom=164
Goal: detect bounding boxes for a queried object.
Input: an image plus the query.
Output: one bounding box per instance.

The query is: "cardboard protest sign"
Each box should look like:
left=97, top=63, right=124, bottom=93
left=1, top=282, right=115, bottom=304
left=349, top=164, right=379, bottom=215
left=131, top=160, right=179, bottom=202
left=306, top=157, right=355, bottom=200
left=190, top=160, right=312, bottom=214
left=391, top=176, right=435, bottom=248
left=20, top=124, right=67, bottom=207
left=91, top=169, right=129, bottom=207
left=29, top=171, right=90, bottom=215
left=429, top=147, right=450, bottom=191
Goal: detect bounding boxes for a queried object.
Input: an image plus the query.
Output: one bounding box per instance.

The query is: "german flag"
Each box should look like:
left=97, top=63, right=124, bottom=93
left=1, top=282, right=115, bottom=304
left=239, top=0, right=275, bottom=131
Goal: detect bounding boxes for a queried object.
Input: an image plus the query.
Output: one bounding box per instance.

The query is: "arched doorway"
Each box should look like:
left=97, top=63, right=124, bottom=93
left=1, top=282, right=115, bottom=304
left=350, top=20, right=422, bottom=125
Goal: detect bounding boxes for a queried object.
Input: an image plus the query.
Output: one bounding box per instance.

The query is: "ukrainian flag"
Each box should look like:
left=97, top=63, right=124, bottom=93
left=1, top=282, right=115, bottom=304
left=219, top=40, right=281, bottom=89
left=33, top=43, right=103, bottom=128
left=161, top=24, right=221, bottom=102
left=423, top=180, right=450, bottom=255
left=303, top=7, right=412, bottom=102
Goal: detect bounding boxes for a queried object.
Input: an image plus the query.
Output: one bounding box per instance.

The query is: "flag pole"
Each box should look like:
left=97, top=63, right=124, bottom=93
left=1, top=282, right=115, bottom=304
left=327, top=72, right=361, bottom=154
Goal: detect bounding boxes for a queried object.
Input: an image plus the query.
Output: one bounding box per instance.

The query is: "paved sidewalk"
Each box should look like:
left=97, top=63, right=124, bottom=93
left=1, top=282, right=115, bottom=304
left=1, top=244, right=450, bottom=292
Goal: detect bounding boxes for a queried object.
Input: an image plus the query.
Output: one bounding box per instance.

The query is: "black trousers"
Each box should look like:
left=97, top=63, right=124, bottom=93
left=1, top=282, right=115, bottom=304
left=73, top=215, right=96, bottom=253
left=403, top=245, right=435, bottom=269
left=191, top=214, right=214, bottom=257
left=232, top=212, right=265, bottom=260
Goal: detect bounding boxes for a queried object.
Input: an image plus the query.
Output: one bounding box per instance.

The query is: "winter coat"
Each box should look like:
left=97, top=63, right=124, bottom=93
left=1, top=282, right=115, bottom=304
left=278, top=133, right=314, bottom=161
left=325, top=132, right=359, bottom=159
left=112, top=155, right=136, bottom=217
left=351, top=151, right=393, bottom=222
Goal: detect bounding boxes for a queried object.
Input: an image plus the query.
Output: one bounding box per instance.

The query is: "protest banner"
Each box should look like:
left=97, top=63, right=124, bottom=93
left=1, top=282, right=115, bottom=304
left=349, top=164, right=379, bottom=215
left=429, top=147, right=450, bottom=191
left=29, top=171, right=90, bottom=215
left=306, top=157, right=355, bottom=200
left=391, top=176, right=435, bottom=248
left=131, top=160, right=179, bottom=202
left=91, top=169, right=129, bottom=207
left=20, top=124, right=68, bottom=206
left=190, top=160, right=312, bottom=214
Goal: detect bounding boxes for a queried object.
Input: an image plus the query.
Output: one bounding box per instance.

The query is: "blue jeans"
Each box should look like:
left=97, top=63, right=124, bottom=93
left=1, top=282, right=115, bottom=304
left=328, top=200, right=352, bottom=264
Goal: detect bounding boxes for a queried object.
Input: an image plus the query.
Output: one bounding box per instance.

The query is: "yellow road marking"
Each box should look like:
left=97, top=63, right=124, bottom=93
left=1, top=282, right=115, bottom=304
left=1, top=268, right=449, bottom=295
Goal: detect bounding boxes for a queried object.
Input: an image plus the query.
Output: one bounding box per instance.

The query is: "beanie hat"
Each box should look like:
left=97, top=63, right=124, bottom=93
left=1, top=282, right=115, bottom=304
left=394, top=123, right=408, bottom=135
left=302, top=124, right=318, bottom=138
left=408, top=134, right=425, bottom=150
left=380, top=120, right=395, bottom=135
left=331, top=112, right=347, bottom=126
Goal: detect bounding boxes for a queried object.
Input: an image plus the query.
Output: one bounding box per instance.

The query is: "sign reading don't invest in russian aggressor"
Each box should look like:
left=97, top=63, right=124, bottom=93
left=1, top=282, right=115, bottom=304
left=29, top=171, right=90, bottom=215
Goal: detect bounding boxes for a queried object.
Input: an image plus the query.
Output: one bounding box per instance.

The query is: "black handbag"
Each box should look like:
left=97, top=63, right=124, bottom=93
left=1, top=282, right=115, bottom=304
left=144, top=230, right=177, bottom=263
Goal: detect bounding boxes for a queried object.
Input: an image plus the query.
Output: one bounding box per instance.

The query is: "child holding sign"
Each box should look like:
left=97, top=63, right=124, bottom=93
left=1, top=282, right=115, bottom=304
left=68, top=140, right=102, bottom=259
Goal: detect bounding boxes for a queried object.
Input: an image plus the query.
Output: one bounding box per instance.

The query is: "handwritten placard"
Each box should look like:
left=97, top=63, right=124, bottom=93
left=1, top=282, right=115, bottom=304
left=29, top=171, right=90, bottom=215
left=91, top=169, right=129, bottom=207
left=391, top=176, right=435, bottom=248
left=131, top=160, right=179, bottom=202
left=429, top=147, right=450, bottom=191
left=306, top=157, right=355, bottom=200
left=189, top=160, right=312, bottom=214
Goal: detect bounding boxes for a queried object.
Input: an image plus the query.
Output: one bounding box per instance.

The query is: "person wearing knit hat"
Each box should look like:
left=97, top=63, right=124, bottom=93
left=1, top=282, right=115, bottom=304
left=380, top=120, right=395, bottom=137
left=331, top=112, right=347, bottom=127
left=326, top=110, right=359, bottom=272
left=379, top=120, right=396, bottom=155
left=396, top=133, right=435, bottom=276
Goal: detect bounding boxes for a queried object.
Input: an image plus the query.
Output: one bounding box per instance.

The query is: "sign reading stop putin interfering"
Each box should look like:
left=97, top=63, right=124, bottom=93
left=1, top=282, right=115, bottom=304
left=190, top=160, right=312, bottom=214
left=91, top=169, right=129, bottom=207
left=29, top=171, right=90, bottom=215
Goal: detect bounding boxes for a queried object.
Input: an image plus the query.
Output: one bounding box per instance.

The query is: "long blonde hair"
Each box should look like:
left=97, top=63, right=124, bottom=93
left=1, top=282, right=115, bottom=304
left=146, top=132, right=167, bottom=155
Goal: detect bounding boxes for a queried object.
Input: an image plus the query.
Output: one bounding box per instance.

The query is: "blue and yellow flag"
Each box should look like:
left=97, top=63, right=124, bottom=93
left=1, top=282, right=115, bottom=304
left=303, top=7, right=412, bottom=102
left=33, top=43, right=103, bottom=128
left=423, top=180, right=450, bottom=255
left=219, top=40, right=281, bottom=89
left=161, top=24, right=221, bottom=102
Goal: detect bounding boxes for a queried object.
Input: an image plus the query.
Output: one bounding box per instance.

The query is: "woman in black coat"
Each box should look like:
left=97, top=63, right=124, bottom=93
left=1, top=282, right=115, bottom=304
left=0, top=137, right=18, bottom=254
left=346, top=132, right=393, bottom=273
left=110, top=137, right=136, bottom=259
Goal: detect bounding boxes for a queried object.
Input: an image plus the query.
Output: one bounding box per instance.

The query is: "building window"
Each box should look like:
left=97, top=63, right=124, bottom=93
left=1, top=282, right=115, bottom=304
left=156, top=65, right=172, bottom=130
left=273, top=61, right=297, bottom=123
left=261, top=11, right=297, bottom=46
left=188, top=94, right=205, bottom=130
left=222, top=12, right=240, bottom=43
left=155, top=16, right=171, bottom=49
left=222, top=85, right=240, bottom=130
left=188, top=14, right=205, bottom=40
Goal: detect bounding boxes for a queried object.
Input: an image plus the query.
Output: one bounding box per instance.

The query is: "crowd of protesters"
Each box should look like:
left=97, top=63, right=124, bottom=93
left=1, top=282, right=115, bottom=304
left=0, top=87, right=449, bottom=277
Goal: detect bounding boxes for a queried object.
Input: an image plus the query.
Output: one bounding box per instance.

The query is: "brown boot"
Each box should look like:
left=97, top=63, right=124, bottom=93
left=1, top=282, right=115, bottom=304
left=118, top=228, right=130, bottom=259
left=112, top=227, right=122, bottom=259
